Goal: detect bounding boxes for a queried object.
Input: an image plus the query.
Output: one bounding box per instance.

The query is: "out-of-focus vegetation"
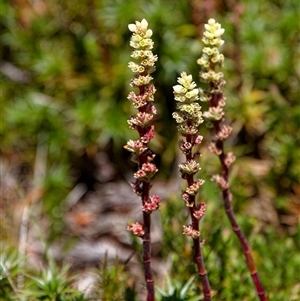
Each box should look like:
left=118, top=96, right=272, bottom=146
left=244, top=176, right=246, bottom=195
left=1, top=0, right=299, bottom=300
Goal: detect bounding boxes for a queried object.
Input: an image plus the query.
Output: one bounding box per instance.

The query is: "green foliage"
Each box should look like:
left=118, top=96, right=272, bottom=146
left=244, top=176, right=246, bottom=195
left=157, top=275, right=199, bottom=301
left=0, top=248, right=20, bottom=300
left=160, top=195, right=300, bottom=300
left=25, top=259, right=84, bottom=301
left=0, top=248, right=85, bottom=301
left=95, top=256, right=137, bottom=301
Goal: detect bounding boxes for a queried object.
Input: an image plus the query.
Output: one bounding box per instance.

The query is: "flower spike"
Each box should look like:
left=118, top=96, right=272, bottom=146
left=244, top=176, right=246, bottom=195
left=197, top=19, right=267, bottom=301
left=125, top=19, right=160, bottom=301
left=173, top=72, right=211, bottom=300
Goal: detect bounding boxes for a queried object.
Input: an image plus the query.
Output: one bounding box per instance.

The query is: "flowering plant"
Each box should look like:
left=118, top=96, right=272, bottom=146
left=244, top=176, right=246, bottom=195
left=125, top=17, right=267, bottom=301
left=198, top=19, right=267, bottom=301
left=125, top=18, right=160, bottom=301
left=172, top=72, right=211, bottom=300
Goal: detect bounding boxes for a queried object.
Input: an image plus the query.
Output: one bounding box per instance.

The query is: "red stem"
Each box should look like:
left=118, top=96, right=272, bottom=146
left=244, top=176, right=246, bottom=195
left=186, top=136, right=212, bottom=301
left=189, top=205, right=212, bottom=301
left=210, top=91, right=268, bottom=301
left=139, top=83, right=155, bottom=301
left=142, top=210, right=155, bottom=301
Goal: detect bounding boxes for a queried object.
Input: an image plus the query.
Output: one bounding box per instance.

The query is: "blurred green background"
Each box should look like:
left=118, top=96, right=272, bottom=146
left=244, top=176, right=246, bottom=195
left=1, top=0, right=299, bottom=300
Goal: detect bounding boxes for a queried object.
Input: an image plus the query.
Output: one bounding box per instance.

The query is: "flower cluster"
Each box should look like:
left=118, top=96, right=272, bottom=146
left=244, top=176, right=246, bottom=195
left=126, top=18, right=158, bottom=148
left=173, top=72, right=203, bottom=136
left=128, top=18, right=157, bottom=77
left=142, top=195, right=161, bottom=213
left=124, top=140, right=147, bottom=156
left=216, top=124, right=233, bottom=141
left=197, top=18, right=225, bottom=71
left=178, top=160, right=200, bottom=177
left=203, top=106, right=224, bottom=120
left=193, top=202, right=207, bottom=220
left=127, top=222, right=145, bottom=237
left=197, top=18, right=228, bottom=126
left=211, top=174, right=229, bottom=191
left=197, top=19, right=234, bottom=169
left=134, top=163, right=158, bottom=182
left=224, top=152, right=236, bottom=167
left=173, top=72, right=207, bottom=243
left=208, top=141, right=222, bottom=155
left=126, top=19, right=161, bottom=238
left=183, top=225, right=200, bottom=239
left=185, top=179, right=205, bottom=195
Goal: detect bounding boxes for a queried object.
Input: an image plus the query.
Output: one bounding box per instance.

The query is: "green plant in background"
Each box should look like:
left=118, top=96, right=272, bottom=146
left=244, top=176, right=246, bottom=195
left=0, top=247, right=20, bottom=300
left=172, top=72, right=211, bottom=300
left=157, top=275, right=199, bottom=301
left=197, top=18, right=267, bottom=300
left=2, top=0, right=298, bottom=223
left=95, top=255, right=137, bottom=301
left=125, top=18, right=161, bottom=301
left=0, top=247, right=85, bottom=301
left=25, top=259, right=84, bottom=301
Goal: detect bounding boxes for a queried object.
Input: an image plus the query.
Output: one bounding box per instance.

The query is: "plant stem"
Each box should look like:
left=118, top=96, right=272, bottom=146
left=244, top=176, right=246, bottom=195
left=189, top=209, right=212, bottom=301
left=139, top=87, right=155, bottom=301
left=142, top=211, right=155, bottom=301
left=210, top=90, right=268, bottom=301
left=126, top=19, right=160, bottom=300
left=186, top=139, right=211, bottom=301
left=140, top=178, right=154, bottom=301
left=173, top=72, right=212, bottom=300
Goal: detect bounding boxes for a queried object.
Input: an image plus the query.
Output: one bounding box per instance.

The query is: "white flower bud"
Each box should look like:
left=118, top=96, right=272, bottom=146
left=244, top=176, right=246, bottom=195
left=128, top=24, right=137, bottom=32
left=173, top=85, right=184, bottom=93
left=140, top=18, right=148, bottom=30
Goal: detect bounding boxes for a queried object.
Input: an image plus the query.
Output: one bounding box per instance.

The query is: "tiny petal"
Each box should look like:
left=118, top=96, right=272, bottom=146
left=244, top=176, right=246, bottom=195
left=214, top=28, right=225, bottom=37
left=140, top=18, right=148, bottom=30
left=128, top=24, right=137, bottom=32
left=145, top=29, right=153, bottom=38
left=208, top=18, right=216, bottom=26
left=185, top=88, right=199, bottom=99
left=173, top=85, right=184, bottom=93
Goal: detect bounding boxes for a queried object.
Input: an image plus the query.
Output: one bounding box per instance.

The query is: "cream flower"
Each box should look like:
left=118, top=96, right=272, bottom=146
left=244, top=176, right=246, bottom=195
left=128, top=18, right=149, bottom=33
